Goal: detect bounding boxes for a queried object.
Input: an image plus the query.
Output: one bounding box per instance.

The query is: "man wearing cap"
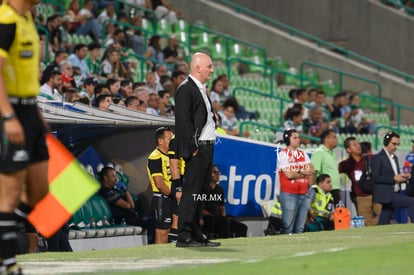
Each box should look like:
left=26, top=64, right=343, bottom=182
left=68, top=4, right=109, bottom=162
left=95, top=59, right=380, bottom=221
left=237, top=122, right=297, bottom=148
left=75, top=8, right=101, bottom=42
left=81, top=77, right=98, bottom=99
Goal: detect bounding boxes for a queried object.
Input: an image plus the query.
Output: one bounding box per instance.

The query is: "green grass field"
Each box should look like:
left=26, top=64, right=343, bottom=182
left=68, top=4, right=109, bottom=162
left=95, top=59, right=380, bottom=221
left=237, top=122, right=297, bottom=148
left=19, top=224, right=414, bottom=274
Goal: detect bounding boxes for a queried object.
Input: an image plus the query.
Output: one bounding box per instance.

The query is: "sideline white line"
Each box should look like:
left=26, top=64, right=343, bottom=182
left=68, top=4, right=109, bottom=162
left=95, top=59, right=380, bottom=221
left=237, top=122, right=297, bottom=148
left=278, top=247, right=348, bottom=260
left=22, top=258, right=234, bottom=274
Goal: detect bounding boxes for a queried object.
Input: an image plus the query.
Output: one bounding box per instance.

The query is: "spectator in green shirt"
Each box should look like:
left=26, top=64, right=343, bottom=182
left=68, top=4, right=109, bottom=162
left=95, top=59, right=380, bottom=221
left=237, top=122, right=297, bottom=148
left=311, top=129, right=341, bottom=206
left=85, top=41, right=101, bottom=78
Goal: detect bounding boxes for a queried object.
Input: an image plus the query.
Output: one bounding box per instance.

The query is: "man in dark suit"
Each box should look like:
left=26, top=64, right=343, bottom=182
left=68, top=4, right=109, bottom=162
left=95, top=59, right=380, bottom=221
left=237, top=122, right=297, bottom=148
left=372, top=131, right=414, bottom=224
left=174, top=52, right=220, bottom=247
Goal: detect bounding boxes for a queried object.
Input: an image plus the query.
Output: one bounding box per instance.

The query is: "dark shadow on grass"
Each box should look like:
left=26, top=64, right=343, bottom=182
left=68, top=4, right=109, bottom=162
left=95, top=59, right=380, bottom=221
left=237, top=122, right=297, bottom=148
left=176, top=248, right=239, bottom=252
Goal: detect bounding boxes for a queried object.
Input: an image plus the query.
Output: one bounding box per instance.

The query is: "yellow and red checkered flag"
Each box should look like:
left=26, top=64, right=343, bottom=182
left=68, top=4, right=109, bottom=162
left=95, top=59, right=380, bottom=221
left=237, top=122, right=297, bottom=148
left=28, top=133, right=100, bottom=238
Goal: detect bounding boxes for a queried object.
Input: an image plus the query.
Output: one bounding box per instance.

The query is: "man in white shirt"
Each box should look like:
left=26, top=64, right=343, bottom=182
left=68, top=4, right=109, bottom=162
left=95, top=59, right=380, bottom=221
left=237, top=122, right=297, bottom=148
left=154, top=64, right=168, bottom=93
left=372, top=131, right=414, bottom=224
left=38, top=71, right=62, bottom=101
left=147, top=93, right=160, bottom=115
left=97, top=2, right=117, bottom=25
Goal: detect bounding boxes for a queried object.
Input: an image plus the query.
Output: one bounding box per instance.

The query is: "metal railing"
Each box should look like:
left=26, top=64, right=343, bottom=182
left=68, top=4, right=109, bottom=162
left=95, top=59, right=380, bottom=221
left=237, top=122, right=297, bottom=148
left=229, top=60, right=413, bottom=128
left=188, top=24, right=267, bottom=64
left=212, top=0, right=414, bottom=83
left=238, top=121, right=321, bottom=144
left=299, top=62, right=414, bottom=127
left=232, top=86, right=331, bottom=127
left=227, top=57, right=316, bottom=96
left=233, top=87, right=291, bottom=126
left=359, top=93, right=414, bottom=129
left=299, top=61, right=383, bottom=107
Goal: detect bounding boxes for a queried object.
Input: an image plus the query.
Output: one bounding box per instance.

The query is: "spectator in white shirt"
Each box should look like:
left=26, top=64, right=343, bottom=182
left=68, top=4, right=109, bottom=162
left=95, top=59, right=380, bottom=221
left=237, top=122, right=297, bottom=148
left=97, top=2, right=117, bottom=25
left=147, top=93, right=160, bottom=115
left=38, top=71, right=62, bottom=101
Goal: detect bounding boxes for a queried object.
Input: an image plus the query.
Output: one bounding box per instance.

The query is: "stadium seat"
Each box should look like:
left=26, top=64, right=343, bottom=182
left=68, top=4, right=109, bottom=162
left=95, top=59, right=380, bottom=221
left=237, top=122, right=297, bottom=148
left=69, top=230, right=87, bottom=239
left=114, top=227, right=126, bottom=236
left=246, top=48, right=266, bottom=74
left=284, top=67, right=301, bottom=86
left=191, top=31, right=214, bottom=52
left=156, top=18, right=173, bottom=36
left=142, top=18, right=154, bottom=33
left=175, top=18, right=190, bottom=34
left=303, top=67, right=320, bottom=83
left=268, top=56, right=289, bottom=72
left=68, top=230, right=77, bottom=239
left=230, top=41, right=246, bottom=58
left=176, top=31, right=189, bottom=44
left=210, top=41, right=227, bottom=62
left=89, top=195, right=112, bottom=223
left=69, top=194, right=143, bottom=239
left=321, top=79, right=340, bottom=96
left=103, top=227, right=116, bottom=237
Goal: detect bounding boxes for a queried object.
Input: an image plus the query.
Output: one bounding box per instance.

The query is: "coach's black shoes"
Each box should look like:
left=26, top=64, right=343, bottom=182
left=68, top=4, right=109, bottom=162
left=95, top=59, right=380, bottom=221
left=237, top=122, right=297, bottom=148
left=197, top=232, right=221, bottom=247
left=176, top=238, right=203, bottom=247
left=201, top=239, right=221, bottom=247
left=176, top=238, right=221, bottom=247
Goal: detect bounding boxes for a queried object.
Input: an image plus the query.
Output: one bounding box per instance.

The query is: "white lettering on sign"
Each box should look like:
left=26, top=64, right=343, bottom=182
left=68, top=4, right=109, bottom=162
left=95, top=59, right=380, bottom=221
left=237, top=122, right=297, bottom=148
left=224, top=165, right=275, bottom=205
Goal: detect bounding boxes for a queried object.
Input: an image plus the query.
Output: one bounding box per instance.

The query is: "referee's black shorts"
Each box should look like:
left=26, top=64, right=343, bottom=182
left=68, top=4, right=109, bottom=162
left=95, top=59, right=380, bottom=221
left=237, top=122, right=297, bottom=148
left=0, top=103, right=49, bottom=173
left=151, top=194, right=172, bottom=230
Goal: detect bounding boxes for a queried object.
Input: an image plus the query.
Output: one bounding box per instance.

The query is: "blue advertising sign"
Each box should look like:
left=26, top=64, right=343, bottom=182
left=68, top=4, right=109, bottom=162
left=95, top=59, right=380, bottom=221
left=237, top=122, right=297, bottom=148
left=213, top=135, right=279, bottom=217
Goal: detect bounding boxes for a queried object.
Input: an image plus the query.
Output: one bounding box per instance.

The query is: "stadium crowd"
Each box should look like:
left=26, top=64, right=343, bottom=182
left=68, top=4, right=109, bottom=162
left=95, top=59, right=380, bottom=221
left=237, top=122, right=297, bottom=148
left=283, top=88, right=377, bottom=145
left=27, top=1, right=382, bottom=143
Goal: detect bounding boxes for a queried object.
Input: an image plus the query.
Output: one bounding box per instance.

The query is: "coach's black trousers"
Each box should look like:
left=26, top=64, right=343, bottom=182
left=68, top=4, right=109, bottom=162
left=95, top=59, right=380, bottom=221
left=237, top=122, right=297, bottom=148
left=178, top=144, right=214, bottom=241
